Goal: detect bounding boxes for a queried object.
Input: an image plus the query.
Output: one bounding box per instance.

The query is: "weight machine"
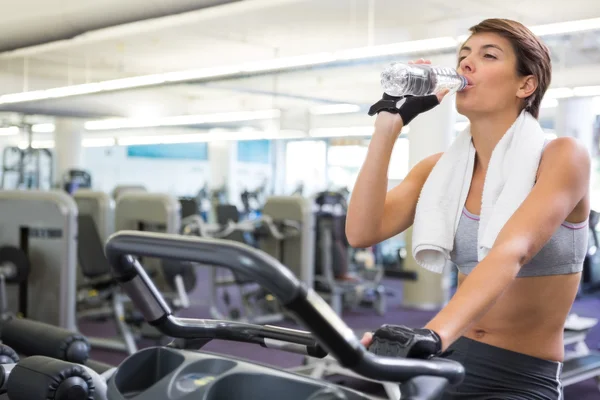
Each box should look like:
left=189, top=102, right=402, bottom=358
left=0, top=124, right=53, bottom=190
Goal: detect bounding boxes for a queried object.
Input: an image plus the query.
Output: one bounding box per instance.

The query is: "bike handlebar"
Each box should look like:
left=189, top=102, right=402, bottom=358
left=105, top=230, right=465, bottom=385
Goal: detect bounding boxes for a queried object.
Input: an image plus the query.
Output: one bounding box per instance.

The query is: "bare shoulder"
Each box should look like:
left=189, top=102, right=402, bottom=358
left=537, top=137, right=590, bottom=221
left=538, top=137, right=590, bottom=180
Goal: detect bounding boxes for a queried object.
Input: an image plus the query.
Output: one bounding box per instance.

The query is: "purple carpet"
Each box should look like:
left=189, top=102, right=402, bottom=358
left=80, top=269, right=600, bottom=399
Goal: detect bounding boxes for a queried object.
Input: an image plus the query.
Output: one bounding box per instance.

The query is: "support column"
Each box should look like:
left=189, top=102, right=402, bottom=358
left=555, top=97, right=596, bottom=153
left=53, top=118, right=84, bottom=187
left=555, top=96, right=599, bottom=209
left=207, top=140, right=236, bottom=221
left=272, top=139, right=287, bottom=195
left=402, top=92, right=457, bottom=310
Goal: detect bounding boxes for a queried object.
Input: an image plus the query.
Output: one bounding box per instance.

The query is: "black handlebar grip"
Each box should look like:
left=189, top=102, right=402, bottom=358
left=1, top=317, right=90, bottom=364
left=7, top=356, right=94, bottom=400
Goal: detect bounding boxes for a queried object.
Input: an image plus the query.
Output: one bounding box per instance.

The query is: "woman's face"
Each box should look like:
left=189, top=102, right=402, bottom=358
left=455, top=32, right=532, bottom=118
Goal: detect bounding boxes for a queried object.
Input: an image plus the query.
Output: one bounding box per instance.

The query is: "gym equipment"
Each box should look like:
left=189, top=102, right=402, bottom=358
left=0, top=124, right=53, bottom=191
left=63, top=169, right=92, bottom=194
left=0, top=317, right=91, bottom=365
left=194, top=183, right=209, bottom=216
left=561, top=315, right=600, bottom=391
left=2, top=354, right=110, bottom=400
left=183, top=210, right=300, bottom=324
left=114, top=192, right=195, bottom=342
left=240, top=178, right=268, bottom=220
left=73, top=190, right=114, bottom=243
left=102, top=230, right=465, bottom=400
left=0, top=245, right=30, bottom=317
left=259, top=195, right=386, bottom=316
left=74, top=190, right=138, bottom=355
left=0, top=190, right=78, bottom=330
left=179, top=197, right=200, bottom=220
left=115, top=191, right=183, bottom=293
left=313, top=191, right=386, bottom=316
left=110, top=185, right=146, bottom=200
left=296, top=311, right=600, bottom=398
left=580, top=209, right=600, bottom=296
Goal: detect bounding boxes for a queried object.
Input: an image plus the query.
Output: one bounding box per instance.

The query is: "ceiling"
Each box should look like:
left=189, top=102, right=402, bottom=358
left=1, top=0, right=600, bottom=144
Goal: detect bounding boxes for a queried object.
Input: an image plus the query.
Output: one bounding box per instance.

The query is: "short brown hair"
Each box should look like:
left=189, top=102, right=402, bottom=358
left=467, top=19, right=552, bottom=119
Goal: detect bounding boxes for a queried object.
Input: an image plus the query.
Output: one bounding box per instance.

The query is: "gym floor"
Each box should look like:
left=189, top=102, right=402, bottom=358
left=81, top=268, right=600, bottom=399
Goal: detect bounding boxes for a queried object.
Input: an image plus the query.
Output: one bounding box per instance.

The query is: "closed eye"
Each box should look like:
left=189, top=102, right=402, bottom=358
left=484, top=54, right=497, bottom=59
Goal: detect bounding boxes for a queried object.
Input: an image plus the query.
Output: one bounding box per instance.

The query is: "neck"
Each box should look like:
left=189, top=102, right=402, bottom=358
left=468, top=108, right=521, bottom=170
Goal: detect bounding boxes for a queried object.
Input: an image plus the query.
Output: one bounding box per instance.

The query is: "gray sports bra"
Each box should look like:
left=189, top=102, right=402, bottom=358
left=450, top=207, right=588, bottom=277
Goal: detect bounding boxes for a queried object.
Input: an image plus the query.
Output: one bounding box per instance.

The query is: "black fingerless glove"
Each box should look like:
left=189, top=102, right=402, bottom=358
left=367, top=324, right=442, bottom=359
left=368, top=93, right=440, bottom=125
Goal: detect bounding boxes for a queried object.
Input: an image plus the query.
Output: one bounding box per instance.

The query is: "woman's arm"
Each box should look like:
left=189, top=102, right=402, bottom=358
left=424, top=137, right=591, bottom=350
left=346, top=136, right=443, bottom=248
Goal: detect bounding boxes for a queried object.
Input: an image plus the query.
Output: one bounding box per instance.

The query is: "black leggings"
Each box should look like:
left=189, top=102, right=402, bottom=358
left=442, top=337, right=563, bottom=400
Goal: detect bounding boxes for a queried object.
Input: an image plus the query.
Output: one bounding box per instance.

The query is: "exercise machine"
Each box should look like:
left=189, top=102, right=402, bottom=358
left=182, top=209, right=299, bottom=324
left=110, top=185, right=146, bottom=200
left=580, top=209, right=600, bottom=296
left=0, top=125, right=53, bottom=191
left=313, top=191, right=386, bottom=315
left=62, top=169, right=92, bottom=194
left=98, top=230, right=465, bottom=400
left=114, top=191, right=195, bottom=341
left=240, top=178, right=268, bottom=220
left=259, top=195, right=385, bottom=316
left=561, top=314, right=600, bottom=391
left=0, top=190, right=78, bottom=330
left=73, top=190, right=141, bottom=355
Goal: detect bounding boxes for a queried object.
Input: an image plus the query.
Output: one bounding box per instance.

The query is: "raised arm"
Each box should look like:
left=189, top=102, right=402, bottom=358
left=346, top=137, right=442, bottom=248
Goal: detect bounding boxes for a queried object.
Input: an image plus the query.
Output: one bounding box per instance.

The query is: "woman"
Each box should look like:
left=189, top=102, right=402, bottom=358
left=347, top=18, right=591, bottom=399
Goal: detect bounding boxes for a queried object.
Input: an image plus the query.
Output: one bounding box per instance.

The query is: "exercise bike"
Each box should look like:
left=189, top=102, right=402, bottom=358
left=0, top=231, right=464, bottom=400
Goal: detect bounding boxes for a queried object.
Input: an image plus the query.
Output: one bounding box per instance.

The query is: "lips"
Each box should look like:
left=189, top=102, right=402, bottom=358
left=463, top=75, right=474, bottom=87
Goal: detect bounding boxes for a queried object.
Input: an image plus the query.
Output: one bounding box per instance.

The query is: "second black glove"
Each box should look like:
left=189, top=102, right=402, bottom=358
left=368, top=93, right=440, bottom=126
left=367, top=324, right=442, bottom=359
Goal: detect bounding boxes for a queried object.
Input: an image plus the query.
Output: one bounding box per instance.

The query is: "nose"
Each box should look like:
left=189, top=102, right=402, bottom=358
left=458, top=56, right=474, bottom=74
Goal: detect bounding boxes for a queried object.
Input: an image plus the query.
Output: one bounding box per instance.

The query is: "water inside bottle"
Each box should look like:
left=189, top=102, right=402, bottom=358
left=429, top=67, right=467, bottom=95
left=381, top=63, right=466, bottom=97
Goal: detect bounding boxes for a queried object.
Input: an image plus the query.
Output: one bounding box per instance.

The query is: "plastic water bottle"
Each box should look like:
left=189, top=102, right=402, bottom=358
left=380, top=62, right=467, bottom=97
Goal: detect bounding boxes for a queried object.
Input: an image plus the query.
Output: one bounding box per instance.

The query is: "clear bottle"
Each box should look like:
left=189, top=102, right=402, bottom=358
left=380, top=62, right=467, bottom=97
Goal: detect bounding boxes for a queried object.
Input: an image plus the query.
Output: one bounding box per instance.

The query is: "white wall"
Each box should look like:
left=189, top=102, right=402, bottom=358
left=83, top=146, right=209, bottom=196
left=82, top=144, right=274, bottom=205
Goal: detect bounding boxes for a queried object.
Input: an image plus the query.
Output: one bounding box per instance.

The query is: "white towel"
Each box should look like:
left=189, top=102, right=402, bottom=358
left=412, top=110, right=546, bottom=274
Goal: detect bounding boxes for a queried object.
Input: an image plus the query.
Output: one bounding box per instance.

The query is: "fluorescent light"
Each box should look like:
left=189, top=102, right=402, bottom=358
left=164, top=66, right=242, bottom=82
left=82, top=137, right=116, bottom=147
left=241, top=52, right=336, bottom=73
left=541, top=97, right=559, bottom=108
left=18, top=139, right=54, bottom=149
left=309, top=125, right=410, bottom=138
left=546, top=88, right=573, bottom=99
left=0, top=126, right=19, bottom=136
left=85, top=109, right=281, bottom=131
left=0, top=38, right=459, bottom=105
left=573, top=86, right=600, bottom=97
left=335, top=37, right=458, bottom=61
left=310, top=126, right=372, bottom=137
left=32, top=123, right=55, bottom=133
left=1, top=17, right=599, bottom=105
left=531, top=18, right=600, bottom=36
left=310, top=104, right=361, bottom=115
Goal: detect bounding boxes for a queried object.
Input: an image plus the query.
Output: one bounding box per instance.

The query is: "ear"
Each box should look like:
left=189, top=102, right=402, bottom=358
left=517, top=75, right=537, bottom=99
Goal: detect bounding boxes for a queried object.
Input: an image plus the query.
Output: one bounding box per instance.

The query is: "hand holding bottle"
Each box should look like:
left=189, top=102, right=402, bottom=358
left=371, top=59, right=450, bottom=136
